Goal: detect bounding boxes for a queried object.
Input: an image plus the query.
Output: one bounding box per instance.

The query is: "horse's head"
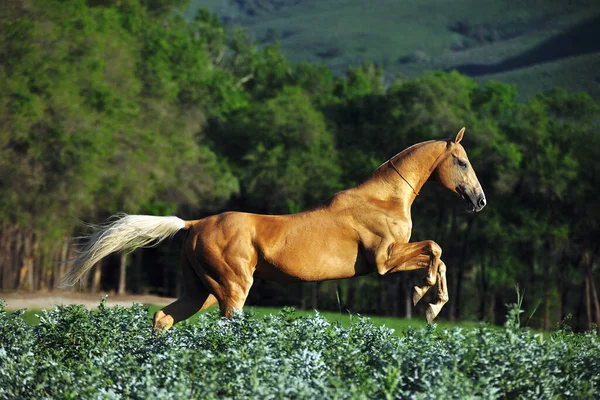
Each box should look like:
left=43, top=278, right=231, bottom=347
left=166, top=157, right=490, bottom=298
left=433, top=128, right=486, bottom=212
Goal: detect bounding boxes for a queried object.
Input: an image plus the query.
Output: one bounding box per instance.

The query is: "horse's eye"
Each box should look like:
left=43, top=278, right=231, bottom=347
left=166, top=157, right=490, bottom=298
left=458, top=159, right=467, bottom=168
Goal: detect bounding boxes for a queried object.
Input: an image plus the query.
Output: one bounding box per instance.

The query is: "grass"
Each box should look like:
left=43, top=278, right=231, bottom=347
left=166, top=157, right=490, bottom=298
left=237, top=306, right=483, bottom=331
left=188, top=0, right=600, bottom=100
left=14, top=304, right=483, bottom=333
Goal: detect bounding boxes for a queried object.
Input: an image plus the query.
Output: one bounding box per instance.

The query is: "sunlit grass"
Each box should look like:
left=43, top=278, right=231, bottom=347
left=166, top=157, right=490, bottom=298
left=15, top=304, right=484, bottom=334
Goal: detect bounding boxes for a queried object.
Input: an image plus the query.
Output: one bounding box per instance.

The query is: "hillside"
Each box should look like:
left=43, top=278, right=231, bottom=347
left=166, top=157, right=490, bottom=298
left=187, top=0, right=600, bottom=100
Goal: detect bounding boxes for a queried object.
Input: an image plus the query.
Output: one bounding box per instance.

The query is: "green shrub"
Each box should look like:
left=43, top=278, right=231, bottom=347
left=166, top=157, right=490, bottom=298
left=1, top=299, right=598, bottom=399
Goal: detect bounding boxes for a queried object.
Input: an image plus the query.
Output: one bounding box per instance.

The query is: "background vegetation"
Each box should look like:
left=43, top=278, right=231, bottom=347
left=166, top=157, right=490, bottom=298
left=1, top=299, right=599, bottom=399
left=1, top=0, right=600, bottom=331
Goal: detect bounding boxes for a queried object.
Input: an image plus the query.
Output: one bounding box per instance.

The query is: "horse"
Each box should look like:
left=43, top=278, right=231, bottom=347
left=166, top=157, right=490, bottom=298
left=62, top=128, right=486, bottom=331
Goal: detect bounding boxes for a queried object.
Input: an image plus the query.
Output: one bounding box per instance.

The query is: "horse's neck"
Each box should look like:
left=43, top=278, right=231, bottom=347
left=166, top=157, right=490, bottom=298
left=359, top=140, right=447, bottom=206
left=392, top=140, right=447, bottom=191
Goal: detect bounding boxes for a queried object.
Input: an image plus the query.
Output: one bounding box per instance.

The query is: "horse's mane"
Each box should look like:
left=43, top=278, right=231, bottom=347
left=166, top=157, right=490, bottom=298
left=374, top=139, right=438, bottom=171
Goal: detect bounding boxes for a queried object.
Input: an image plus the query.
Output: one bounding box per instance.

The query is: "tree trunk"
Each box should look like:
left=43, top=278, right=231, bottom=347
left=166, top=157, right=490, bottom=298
left=589, top=275, right=600, bottom=334
left=543, top=265, right=551, bottom=330
left=301, top=284, right=308, bottom=309
left=583, top=252, right=600, bottom=333
left=404, top=278, right=412, bottom=319
left=9, top=226, right=19, bottom=290
left=311, top=282, right=320, bottom=310
left=51, top=246, right=59, bottom=289
left=127, top=251, right=144, bottom=295
left=91, top=260, right=103, bottom=293
left=585, top=276, right=593, bottom=331
left=345, top=280, right=355, bottom=311
left=556, top=251, right=569, bottom=324
left=118, top=252, right=127, bottom=295
left=0, top=225, right=7, bottom=289
left=455, top=268, right=465, bottom=321
left=390, top=276, right=400, bottom=317
left=378, top=278, right=385, bottom=314
left=15, top=232, right=24, bottom=288
left=448, top=268, right=458, bottom=322
left=487, top=293, right=496, bottom=323
left=559, top=282, right=568, bottom=325
left=20, top=234, right=33, bottom=290
left=54, top=239, right=70, bottom=290
left=32, top=237, right=41, bottom=290
left=479, top=257, right=488, bottom=320
left=381, top=278, right=389, bottom=315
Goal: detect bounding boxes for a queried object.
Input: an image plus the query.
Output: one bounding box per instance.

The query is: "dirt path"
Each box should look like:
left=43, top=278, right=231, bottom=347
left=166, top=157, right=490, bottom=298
left=0, top=290, right=176, bottom=311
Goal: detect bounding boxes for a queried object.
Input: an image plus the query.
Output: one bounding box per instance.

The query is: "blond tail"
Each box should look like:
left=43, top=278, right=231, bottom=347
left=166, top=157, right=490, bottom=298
left=61, top=213, right=188, bottom=287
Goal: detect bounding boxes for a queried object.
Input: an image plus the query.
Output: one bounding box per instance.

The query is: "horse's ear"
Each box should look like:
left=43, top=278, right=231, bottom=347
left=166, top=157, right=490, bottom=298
left=453, top=127, right=465, bottom=144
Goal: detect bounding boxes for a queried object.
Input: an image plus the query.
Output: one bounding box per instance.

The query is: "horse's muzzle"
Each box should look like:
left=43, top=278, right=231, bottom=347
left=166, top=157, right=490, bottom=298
left=457, top=185, right=486, bottom=212
left=475, top=194, right=486, bottom=212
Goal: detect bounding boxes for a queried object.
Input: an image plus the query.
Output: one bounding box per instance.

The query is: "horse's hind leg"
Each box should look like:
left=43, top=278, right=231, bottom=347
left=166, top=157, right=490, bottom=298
left=200, top=239, right=256, bottom=319
left=153, top=290, right=217, bottom=332
left=153, top=252, right=217, bottom=332
left=217, top=275, right=254, bottom=319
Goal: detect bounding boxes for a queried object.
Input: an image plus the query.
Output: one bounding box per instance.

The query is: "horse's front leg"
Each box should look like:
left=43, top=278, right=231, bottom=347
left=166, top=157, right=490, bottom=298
left=425, top=261, right=448, bottom=323
left=375, top=241, right=447, bottom=322
left=385, top=255, right=449, bottom=321
left=376, top=239, right=442, bottom=286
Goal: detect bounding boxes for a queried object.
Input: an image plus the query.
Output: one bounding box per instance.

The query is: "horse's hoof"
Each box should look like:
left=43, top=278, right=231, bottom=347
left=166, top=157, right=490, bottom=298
left=425, top=303, right=439, bottom=323
left=413, top=291, right=421, bottom=306
left=152, top=311, right=174, bottom=334
left=413, top=285, right=430, bottom=305
left=413, top=286, right=423, bottom=305
left=152, top=327, right=164, bottom=337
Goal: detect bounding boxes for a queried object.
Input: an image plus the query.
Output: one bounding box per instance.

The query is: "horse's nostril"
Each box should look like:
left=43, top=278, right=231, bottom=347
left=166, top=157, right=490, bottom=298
left=478, top=197, right=487, bottom=208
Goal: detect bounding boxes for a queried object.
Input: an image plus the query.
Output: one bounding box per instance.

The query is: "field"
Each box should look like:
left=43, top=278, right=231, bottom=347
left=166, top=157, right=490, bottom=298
left=1, top=299, right=599, bottom=399
left=14, top=305, right=481, bottom=333
left=189, top=0, right=600, bottom=100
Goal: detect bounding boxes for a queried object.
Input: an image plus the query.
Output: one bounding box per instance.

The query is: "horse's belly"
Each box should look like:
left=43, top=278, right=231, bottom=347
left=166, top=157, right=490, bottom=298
left=251, top=212, right=374, bottom=282
left=254, top=241, right=372, bottom=283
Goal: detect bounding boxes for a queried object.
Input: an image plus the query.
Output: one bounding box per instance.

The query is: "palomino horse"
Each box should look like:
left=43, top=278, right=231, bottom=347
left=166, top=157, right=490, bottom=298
left=62, top=128, right=486, bottom=330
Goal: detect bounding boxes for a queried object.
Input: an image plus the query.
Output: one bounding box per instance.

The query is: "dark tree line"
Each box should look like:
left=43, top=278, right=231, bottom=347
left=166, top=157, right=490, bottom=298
left=1, top=0, right=599, bottom=329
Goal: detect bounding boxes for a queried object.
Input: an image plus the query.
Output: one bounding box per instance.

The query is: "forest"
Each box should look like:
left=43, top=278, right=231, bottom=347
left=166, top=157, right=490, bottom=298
left=1, top=0, right=599, bottom=330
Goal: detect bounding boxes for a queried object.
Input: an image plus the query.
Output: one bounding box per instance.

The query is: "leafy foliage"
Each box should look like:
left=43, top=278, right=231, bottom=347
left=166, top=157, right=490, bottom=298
left=1, top=300, right=599, bottom=399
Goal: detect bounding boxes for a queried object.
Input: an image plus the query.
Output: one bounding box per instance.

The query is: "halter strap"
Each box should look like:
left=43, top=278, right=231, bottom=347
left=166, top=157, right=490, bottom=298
left=388, top=159, right=419, bottom=197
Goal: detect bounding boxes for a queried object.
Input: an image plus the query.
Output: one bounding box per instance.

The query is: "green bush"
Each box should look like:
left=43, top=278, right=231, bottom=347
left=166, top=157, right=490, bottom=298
left=1, top=299, right=598, bottom=399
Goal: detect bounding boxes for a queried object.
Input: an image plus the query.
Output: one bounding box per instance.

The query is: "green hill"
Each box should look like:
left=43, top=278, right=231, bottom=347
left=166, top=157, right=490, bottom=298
left=187, top=0, right=600, bottom=100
